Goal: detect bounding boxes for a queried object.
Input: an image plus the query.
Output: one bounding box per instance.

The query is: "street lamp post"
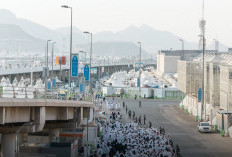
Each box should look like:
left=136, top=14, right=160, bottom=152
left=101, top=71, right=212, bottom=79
left=61, top=5, right=72, bottom=98
left=51, top=42, right=56, bottom=94
left=84, top=32, right=93, bottom=94
left=199, top=34, right=205, bottom=121
left=137, top=42, right=142, bottom=94
left=179, top=39, right=185, bottom=110
left=45, top=40, right=51, bottom=97
left=107, top=57, right=110, bottom=76
left=51, top=42, right=56, bottom=78
left=80, top=50, right=87, bottom=99
left=46, top=40, right=51, bottom=67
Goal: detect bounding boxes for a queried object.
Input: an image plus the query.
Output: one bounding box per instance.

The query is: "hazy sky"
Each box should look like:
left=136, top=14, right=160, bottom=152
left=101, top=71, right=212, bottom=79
left=1, top=0, right=232, bottom=47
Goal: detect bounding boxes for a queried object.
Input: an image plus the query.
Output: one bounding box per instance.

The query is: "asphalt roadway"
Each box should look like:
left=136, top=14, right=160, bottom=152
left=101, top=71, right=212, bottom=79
left=115, top=98, right=232, bottom=157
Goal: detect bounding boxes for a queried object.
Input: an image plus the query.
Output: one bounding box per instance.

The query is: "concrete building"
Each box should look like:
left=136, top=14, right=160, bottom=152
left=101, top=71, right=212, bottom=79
left=157, top=50, right=216, bottom=75
left=219, top=65, right=232, bottom=110
left=178, top=52, right=228, bottom=106
left=157, top=52, right=180, bottom=74
left=177, top=52, right=232, bottom=135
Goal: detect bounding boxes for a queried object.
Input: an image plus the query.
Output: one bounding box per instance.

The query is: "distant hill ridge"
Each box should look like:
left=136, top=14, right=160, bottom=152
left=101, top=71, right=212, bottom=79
left=0, top=9, right=227, bottom=55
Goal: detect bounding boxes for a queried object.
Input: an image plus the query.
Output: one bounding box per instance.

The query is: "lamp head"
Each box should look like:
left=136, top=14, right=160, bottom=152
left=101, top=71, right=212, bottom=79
left=61, top=5, right=69, bottom=8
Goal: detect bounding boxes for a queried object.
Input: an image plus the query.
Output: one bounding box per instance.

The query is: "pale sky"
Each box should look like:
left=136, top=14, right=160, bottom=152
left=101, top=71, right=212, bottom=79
left=1, top=0, right=232, bottom=47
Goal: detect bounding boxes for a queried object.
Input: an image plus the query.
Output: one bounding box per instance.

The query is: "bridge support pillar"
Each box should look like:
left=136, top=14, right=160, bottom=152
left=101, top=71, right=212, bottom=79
left=49, top=128, right=60, bottom=142
left=77, top=107, right=83, bottom=126
left=2, top=133, right=16, bottom=157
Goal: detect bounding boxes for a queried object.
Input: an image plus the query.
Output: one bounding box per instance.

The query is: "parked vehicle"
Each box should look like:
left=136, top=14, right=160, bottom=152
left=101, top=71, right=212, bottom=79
left=198, top=122, right=211, bottom=133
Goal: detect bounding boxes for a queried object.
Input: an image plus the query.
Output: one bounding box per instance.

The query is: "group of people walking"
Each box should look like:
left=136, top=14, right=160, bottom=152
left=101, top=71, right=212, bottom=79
left=94, top=96, right=180, bottom=157
left=96, top=112, right=177, bottom=157
left=123, top=100, right=152, bottom=128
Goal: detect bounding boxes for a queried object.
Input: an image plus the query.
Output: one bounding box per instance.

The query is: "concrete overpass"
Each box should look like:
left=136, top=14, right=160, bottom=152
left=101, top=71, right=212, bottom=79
left=0, top=98, right=94, bottom=157
left=0, top=60, right=156, bottom=83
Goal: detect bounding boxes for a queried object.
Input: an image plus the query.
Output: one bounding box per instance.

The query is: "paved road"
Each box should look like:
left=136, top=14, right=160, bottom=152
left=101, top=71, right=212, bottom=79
left=116, top=98, right=232, bottom=157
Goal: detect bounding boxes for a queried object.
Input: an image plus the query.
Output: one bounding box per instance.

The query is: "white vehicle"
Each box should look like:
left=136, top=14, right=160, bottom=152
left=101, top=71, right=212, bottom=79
left=198, top=122, right=211, bottom=133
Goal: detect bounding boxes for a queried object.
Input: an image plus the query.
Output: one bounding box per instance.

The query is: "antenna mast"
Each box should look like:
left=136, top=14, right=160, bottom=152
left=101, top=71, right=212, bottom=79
left=199, top=0, right=206, bottom=50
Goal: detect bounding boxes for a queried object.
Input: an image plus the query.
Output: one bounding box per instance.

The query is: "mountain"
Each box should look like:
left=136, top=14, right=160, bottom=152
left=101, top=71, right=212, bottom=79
left=0, top=24, right=44, bottom=52
left=94, top=25, right=198, bottom=53
left=92, top=41, right=149, bottom=57
left=0, top=9, right=227, bottom=56
left=0, top=9, right=62, bottom=42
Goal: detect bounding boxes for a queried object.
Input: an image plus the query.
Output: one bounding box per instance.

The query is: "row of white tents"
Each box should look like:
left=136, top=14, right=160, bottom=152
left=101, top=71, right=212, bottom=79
left=0, top=76, right=63, bottom=98
left=103, top=67, right=177, bottom=88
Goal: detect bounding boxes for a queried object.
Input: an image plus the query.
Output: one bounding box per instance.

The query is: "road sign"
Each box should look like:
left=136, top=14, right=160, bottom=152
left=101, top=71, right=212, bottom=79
left=198, top=88, right=202, bottom=102
left=43, top=67, right=49, bottom=77
left=84, top=65, right=90, bottom=81
left=91, top=68, right=97, bottom=74
left=137, top=77, right=140, bottom=87
left=80, top=66, right=84, bottom=73
left=47, top=80, right=51, bottom=92
left=61, top=56, right=66, bottom=65
left=80, top=83, right=83, bottom=92
left=55, top=56, right=59, bottom=65
left=52, top=78, right=56, bottom=87
left=71, top=54, right=79, bottom=77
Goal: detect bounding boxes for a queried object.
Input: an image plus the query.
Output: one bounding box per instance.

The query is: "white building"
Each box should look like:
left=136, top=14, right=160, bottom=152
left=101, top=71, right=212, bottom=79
left=157, top=52, right=180, bottom=74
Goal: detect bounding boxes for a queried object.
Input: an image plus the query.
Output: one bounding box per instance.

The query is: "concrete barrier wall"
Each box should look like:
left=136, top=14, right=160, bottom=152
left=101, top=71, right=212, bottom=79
left=180, top=94, right=218, bottom=123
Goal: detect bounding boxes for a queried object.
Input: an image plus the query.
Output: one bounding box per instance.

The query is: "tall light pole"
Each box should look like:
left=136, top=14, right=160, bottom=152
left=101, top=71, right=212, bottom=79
left=96, top=56, right=101, bottom=83
left=80, top=50, right=87, bottom=99
left=179, top=39, right=184, bottom=109
left=51, top=42, right=56, bottom=94
left=199, top=0, right=206, bottom=121
left=84, top=32, right=93, bottom=94
left=51, top=42, right=56, bottom=79
left=199, top=34, right=205, bottom=121
left=46, top=40, right=51, bottom=68
left=45, top=40, right=51, bottom=97
left=61, top=5, right=72, bottom=98
left=137, top=42, right=142, bottom=94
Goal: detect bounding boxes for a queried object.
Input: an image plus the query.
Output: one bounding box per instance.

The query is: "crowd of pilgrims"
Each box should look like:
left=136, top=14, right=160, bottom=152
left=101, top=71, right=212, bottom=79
left=96, top=110, right=178, bottom=157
